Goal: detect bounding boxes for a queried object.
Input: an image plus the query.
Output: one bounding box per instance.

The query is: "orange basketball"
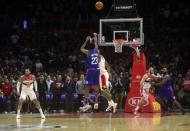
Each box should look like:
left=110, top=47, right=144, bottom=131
left=95, top=1, right=104, bottom=10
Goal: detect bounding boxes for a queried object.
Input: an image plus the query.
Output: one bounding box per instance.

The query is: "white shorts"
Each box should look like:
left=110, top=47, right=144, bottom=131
left=19, top=89, right=37, bottom=101
left=99, top=71, right=109, bottom=90
left=142, top=83, right=151, bottom=101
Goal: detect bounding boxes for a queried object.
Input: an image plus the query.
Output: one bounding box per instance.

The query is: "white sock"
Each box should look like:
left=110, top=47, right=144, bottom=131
left=17, top=109, right=20, bottom=115
left=135, top=106, right=139, bottom=111
left=38, top=108, right=44, bottom=115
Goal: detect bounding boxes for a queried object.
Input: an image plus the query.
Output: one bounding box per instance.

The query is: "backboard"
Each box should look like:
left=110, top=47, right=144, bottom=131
left=99, top=18, right=144, bottom=46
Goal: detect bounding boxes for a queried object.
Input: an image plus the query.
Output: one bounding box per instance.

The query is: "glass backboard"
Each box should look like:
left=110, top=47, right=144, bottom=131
left=99, top=18, right=144, bottom=46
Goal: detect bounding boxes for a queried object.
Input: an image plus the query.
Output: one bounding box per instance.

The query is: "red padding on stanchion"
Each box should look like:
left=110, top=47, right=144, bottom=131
left=125, top=52, right=161, bottom=113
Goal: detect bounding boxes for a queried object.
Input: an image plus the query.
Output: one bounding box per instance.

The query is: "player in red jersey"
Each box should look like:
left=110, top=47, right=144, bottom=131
left=16, top=68, right=45, bottom=119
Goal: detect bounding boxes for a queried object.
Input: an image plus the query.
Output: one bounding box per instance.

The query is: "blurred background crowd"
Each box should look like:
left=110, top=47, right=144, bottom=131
left=0, top=0, right=190, bottom=113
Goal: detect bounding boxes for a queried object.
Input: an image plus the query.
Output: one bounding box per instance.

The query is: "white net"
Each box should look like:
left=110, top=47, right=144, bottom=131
left=113, top=39, right=124, bottom=53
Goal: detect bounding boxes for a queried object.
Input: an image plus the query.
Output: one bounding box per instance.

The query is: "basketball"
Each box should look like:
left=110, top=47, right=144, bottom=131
left=95, top=1, right=104, bottom=10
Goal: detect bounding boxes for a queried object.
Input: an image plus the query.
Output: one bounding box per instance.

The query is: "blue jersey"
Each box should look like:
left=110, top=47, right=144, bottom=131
left=85, top=49, right=100, bottom=86
left=163, top=80, right=173, bottom=90
left=158, top=79, right=175, bottom=100
left=85, top=49, right=99, bottom=69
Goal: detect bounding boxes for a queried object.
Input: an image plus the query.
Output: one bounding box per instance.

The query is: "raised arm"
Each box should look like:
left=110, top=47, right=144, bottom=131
left=80, top=36, right=91, bottom=56
left=93, top=33, right=98, bottom=50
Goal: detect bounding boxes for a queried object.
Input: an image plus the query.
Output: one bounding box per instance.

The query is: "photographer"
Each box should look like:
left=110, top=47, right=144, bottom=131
left=113, top=72, right=125, bottom=109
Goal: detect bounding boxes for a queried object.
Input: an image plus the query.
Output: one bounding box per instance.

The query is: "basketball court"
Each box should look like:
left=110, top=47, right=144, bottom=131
left=0, top=113, right=189, bottom=131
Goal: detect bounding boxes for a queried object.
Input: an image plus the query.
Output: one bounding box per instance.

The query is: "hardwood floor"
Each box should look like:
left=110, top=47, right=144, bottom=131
left=0, top=113, right=189, bottom=131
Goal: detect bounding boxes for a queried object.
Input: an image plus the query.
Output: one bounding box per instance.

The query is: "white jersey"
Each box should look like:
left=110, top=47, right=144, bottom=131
left=99, top=55, right=109, bottom=90
left=141, top=74, right=153, bottom=89
left=99, top=55, right=107, bottom=73
left=17, top=74, right=38, bottom=100
left=21, top=75, right=35, bottom=90
left=141, top=73, right=153, bottom=100
left=143, top=82, right=151, bottom=89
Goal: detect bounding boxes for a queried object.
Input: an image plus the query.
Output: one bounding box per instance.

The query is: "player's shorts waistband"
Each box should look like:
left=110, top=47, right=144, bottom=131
left=22, top=83, right=32, bottom=86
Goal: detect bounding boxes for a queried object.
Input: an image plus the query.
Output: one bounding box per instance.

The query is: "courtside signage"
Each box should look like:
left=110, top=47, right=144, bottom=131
left=128, top=97, right=149, bottom=107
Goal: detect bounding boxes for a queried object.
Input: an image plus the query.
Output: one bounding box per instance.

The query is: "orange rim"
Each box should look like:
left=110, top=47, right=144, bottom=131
left=114, top=39, right=125, bottom=45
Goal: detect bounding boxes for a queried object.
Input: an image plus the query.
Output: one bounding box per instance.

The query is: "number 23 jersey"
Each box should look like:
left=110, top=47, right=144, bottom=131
left=85, top=49, right=99, bottom=69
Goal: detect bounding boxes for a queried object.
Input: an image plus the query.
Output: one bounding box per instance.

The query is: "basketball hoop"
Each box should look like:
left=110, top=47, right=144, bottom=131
left=113, top=39, right=125, bottom=53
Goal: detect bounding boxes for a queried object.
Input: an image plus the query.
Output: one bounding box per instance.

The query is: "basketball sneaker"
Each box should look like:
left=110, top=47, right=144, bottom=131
left=41, top=114, right=46, bottom=119
left=105, top=105, right=112, bottom=112
left=94, top=103, right=98, bottom=110
left=16, top=114, right=21, bottom=119
left=79, top=106, right=84, bottom=112
left=133, top=109, right=140, bottom=115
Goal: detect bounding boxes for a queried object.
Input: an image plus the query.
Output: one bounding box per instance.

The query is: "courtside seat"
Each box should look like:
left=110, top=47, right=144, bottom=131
left=0, top=96, right=8, bottom=102
left=46, top=94, right=53, bottom=101
left=72, top=94, right=78, bottom=102
left=60, top=94, right=66, bottom=101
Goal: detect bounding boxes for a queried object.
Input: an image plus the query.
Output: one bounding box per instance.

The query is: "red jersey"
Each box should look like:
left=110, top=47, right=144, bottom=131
left=2, top=82, right=13, bottom=96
